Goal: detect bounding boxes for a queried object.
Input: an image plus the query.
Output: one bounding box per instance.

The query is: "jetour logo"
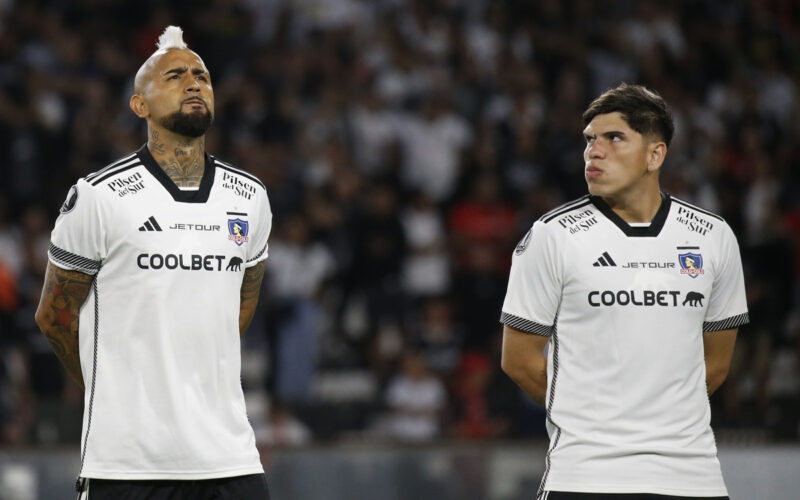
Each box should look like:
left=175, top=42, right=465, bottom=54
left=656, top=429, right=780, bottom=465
left=227, top=212, right=249, bottom=246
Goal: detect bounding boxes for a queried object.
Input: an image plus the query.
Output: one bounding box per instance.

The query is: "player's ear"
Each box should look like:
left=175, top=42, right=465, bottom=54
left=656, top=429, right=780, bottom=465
left=129, top=94, right=149, bottom=118
left=646, top=141, right=667, bottom=173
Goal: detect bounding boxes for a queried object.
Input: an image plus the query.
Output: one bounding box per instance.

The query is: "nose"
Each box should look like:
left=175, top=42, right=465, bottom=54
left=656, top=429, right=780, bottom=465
left=185, top=79, right=200, bottom=93
left=586, top=140, right=605, bottom=160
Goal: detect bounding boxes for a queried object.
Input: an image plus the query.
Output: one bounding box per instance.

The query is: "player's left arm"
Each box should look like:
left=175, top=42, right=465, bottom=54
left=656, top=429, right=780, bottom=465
left=239, top=260, right=266, bottom=336
left=702, top=327, right=737, bottom=395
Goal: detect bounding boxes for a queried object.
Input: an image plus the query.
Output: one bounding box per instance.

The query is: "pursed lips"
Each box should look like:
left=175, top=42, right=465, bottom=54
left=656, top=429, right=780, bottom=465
left=585, top=163, right=603, bottom=178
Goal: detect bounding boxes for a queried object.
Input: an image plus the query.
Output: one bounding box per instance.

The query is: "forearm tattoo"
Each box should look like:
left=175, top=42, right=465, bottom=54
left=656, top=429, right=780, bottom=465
left=239, top=261, right=265, bottom=336
left=38, top=264, right=93, bottom=389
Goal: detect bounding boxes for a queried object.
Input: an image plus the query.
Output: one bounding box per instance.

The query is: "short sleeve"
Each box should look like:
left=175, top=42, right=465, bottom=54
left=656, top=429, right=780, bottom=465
left=703, top=224, right=749, bottom=332
left=500, top=221, right=562, bottom=336
left=48, top=180, right=107, bottom=275
left=245, top=188, right=273, bottom=268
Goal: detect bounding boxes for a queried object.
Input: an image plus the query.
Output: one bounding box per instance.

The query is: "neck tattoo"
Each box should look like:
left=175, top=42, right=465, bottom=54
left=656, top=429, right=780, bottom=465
left=148, top=129, right=205, bottom=188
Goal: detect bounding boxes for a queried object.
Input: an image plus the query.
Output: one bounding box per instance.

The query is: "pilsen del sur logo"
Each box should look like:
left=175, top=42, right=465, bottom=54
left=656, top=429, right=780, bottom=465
left=227, top=211, right=249, bottom=246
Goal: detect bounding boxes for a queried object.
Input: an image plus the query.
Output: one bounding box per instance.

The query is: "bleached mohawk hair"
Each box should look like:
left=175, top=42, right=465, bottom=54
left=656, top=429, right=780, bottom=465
left=156, top=26, right=188, bottom=51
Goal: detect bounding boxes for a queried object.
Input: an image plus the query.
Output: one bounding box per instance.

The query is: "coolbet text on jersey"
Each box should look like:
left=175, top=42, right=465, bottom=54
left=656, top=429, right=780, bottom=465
left=501, top=193, right=748, bottom=498
left=48, top=145, right=271, bottom=479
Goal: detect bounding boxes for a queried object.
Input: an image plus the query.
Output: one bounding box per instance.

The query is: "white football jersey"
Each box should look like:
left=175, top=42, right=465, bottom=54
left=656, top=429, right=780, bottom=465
left=501, top=193, right=748, bottom=497
left=48, top=145, right=271, bottom=480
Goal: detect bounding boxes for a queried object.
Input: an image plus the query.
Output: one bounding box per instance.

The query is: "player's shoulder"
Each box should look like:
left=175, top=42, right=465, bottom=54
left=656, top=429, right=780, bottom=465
left=513, top=196, right=593, bottom=254
left=211, top=155, right=267, bottom=193
left=668, top=194, right=726, bottom=223
left=63, top=152, right=147, bottom=208
left=538, top=195, right=594, bottom=225
left=667, top=194, right=735, bottom=236
left=79, top=152, right=147, bottom=194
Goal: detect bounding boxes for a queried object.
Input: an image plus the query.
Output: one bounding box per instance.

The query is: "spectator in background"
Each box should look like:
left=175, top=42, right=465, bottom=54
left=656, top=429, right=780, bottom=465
left=398, top=94, right=472, bottom=202
left=255, top=400, right=312, bottom=450
left=266, top=212, right=335, bottom=404
left=382, top=350, right=446, bottom=442
left=401, top=191, right=450, bottom=298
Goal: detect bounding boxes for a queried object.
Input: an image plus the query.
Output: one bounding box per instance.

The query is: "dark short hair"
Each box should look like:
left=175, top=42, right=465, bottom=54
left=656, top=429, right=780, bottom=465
left=583, top=84, right=675, bottom=147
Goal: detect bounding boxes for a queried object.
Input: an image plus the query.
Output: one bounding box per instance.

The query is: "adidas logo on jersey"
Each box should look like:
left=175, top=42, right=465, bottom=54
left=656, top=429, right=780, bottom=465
left=592, top=252, right=616, bottom=267
left=138, top=216, right=163, bottom=232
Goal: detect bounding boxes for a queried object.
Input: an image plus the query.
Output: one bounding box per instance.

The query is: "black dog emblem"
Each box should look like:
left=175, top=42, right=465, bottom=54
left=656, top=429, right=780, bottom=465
left=682, top=291, right=704, bottom=307
left=226, top=256, right=243, bottom=271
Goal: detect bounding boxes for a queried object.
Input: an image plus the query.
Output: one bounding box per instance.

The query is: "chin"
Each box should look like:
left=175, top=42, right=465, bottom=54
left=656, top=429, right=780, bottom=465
left=586, top=181, right=607, bottom=196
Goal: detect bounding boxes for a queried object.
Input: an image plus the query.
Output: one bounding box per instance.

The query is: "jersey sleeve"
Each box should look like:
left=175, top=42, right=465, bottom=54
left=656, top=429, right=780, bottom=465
left=703, top=224, right=749, bottom=332
left=245, top=188, right=273, bottom=268
left=48, top=179, right=107, bottom=275
left=500, top=221, right=562, bottom=336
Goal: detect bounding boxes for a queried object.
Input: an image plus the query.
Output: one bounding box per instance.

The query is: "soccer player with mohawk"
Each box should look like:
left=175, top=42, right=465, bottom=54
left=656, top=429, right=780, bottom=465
left=36, top=26, right=272, bottom=499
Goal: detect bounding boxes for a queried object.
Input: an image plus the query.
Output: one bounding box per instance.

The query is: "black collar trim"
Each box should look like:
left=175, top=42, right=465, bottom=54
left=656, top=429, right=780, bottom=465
left=590, top=192, right=671, bottom=237
left=136, top=144, right=215, bottom=203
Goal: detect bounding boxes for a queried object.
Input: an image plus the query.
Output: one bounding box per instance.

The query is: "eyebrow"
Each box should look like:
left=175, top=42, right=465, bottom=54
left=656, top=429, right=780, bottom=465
left=163, top=67, right=208, bottom=77
left=583, top=130, right=626, bottom=140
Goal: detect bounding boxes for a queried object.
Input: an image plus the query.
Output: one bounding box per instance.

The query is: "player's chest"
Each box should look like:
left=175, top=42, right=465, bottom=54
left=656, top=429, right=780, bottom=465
left=107, top=192, right=255, bottom=267
left=562, top=231, right=715, bottom=311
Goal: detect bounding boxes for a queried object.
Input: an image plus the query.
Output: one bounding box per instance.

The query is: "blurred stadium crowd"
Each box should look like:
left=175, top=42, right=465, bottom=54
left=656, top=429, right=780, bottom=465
left=0, top=0, right=799, bottom=450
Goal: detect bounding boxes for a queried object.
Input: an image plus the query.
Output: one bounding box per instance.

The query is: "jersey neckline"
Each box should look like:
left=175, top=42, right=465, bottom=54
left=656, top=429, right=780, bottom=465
left=589, top=192, right=671, bottom=237
left=136, top=144, right=216, bottom=203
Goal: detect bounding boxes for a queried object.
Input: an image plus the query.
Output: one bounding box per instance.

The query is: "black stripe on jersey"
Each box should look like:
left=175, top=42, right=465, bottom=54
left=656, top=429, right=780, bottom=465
left=48, top=243, right=101, bottom=275
left=671, top=197, right=725, bottom=222
left=90, top=162, right=142, bottom=186
left=500, top=312, right=553, bottom=337
left=247, top=243, right=268, bottom=264
left=590, top=193, right=671, bottom=237
left=539, top=195, right=591, bottom=222
left=537, top=315, right=561, bottom=500
left=703, top=312, right=749, bottom=332
left=541, top=199, right=593, bottom=224
left=214, top=159, right=267, bottom=191
left=84, top=153, right=137, bottom=182
left=76, top=279, right=100, bottom=491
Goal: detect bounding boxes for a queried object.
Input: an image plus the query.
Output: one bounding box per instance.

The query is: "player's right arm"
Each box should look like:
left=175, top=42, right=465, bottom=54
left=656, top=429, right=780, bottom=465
left=499, top=219, right=562, bottom=407
left=501, top=325, right=549, bottom=406
left=35, top=263, right=93, bottom=390
left=36, top=178, right=107, bottom=391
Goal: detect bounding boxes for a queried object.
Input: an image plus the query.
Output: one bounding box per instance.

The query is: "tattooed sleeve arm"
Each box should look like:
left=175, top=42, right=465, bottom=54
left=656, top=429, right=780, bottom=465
left=35, top=262, right=94, bottom=390
left=239, top=261, right=266, bottom=337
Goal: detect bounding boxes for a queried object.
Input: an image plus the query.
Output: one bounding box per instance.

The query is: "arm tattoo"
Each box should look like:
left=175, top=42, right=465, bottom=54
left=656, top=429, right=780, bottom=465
left=36, top=263, right=94, bottom=390
left=239, top=261, right=266, bottom=336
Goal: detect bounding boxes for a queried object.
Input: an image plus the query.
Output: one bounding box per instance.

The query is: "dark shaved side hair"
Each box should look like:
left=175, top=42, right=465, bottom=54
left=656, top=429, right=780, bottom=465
left=583, top=84, right=675, bottom=147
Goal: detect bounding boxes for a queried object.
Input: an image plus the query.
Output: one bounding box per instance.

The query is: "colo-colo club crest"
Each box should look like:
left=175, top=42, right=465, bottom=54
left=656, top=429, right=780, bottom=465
left=227, top=212, right=249, bottom=246
left=678, top=252, right=704, bottom=278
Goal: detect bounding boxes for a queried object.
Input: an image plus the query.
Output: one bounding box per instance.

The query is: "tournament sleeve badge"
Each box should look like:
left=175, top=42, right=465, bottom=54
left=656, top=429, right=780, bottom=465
left=227, top=212, right=249, bottom=246
left=515, top=228, right=533, bottom=255
left=60, top=184, right=79, bottom=213
left=678, top=252, right=704, bottom=278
